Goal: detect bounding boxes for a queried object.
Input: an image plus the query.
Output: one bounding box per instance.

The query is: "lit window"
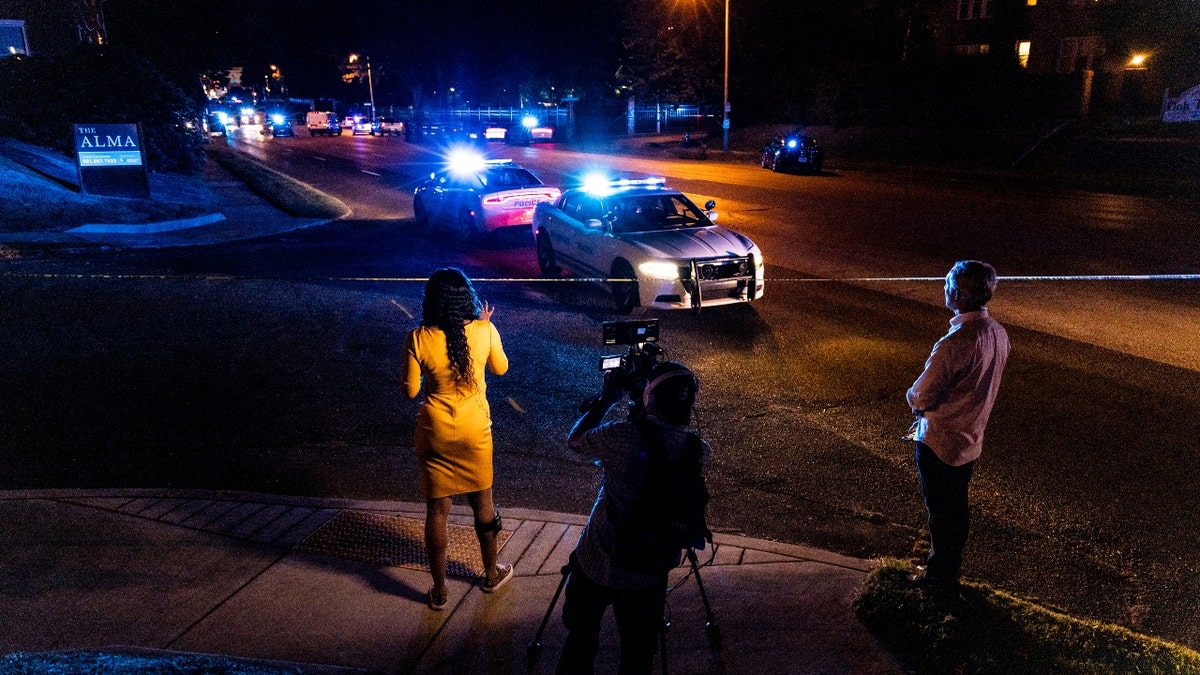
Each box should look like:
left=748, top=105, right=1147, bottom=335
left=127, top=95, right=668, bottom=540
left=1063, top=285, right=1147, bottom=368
left=1017, top=41, right=1031, bottom=68
left=1027, top=0, right=1036, bottom=4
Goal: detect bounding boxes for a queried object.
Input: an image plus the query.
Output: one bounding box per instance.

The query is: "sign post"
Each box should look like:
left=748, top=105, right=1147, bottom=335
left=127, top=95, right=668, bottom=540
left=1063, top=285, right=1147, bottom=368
left=73, top=123, right=150, bottom=199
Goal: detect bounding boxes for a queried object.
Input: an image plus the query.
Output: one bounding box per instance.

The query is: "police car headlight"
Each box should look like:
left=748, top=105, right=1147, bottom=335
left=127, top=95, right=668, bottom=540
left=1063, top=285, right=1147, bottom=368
left=638, top=261, right=681, bottom=280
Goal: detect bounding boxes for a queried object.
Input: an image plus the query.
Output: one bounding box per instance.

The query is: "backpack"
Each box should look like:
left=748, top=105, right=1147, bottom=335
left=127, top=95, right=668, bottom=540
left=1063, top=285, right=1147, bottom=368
left=608, top=417, right=713, bottom=574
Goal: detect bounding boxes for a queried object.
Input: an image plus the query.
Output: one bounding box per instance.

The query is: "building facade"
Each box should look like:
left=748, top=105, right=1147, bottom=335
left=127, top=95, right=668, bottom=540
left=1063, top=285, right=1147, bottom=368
left=935, top=0, right=1157, bottom=117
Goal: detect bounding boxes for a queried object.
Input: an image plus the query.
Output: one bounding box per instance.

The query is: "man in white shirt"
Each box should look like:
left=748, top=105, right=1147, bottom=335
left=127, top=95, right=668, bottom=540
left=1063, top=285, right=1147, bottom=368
left=906, top=260, right=1010, bottom=588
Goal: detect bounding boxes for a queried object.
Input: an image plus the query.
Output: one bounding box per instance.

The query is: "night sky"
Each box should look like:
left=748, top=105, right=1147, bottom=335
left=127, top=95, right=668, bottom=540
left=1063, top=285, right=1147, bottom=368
left=2, top=0, right=902, bottom=112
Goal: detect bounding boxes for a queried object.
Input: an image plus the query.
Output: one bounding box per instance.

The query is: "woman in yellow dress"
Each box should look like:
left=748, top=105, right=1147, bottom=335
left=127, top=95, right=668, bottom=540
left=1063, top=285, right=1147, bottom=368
left=403, top=268, right=512, bottom=610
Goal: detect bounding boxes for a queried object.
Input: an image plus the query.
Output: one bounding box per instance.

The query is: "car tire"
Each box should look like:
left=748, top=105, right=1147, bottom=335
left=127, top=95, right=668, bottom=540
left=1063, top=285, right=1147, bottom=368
left=413, top=196, right=429, bottom=226
left=761, top=153, right=770, bottom=169
left=611, top=260, right=639, bottom=315
left=536, top=230, right=561, bottom=277
left=770, top=154, right=782, bottom=172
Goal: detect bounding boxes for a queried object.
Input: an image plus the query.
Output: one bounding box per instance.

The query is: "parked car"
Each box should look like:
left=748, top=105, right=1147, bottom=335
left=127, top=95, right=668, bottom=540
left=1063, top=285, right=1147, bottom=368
left=306, top=111, right=341, bottom=136
left=205, top=112, right=228, bottom=136
left=761, top=130, right=824, bottom=173
left=505, top=115, right=553, bottom=145
left=350, top=116, right=373, bottom=135
left=413, top=156, right=561, bottom=241
left=267, top=113, right=294, bottom=137
left=371, top=117, right=403, bottom=136
left=532, top=178, right=765, bottom=312
left=483, top=121, right=509, bottom=141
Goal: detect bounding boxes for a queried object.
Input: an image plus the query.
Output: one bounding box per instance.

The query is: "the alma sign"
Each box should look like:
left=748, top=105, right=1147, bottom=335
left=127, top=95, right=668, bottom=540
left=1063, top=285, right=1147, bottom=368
left=73, top=123, right=149, bottom=198
left=1162, top=85, right=1200, bottom=123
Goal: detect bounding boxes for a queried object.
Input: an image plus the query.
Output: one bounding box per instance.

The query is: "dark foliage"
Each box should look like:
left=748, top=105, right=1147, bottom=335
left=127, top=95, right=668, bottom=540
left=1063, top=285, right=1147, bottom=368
left=0, top=46, right=207, bottom=174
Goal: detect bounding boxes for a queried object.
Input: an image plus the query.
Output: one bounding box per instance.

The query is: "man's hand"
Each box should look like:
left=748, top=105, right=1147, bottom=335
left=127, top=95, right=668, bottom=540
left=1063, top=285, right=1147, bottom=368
left=568, top=371, right=628, bottom=454
left=598, top=370, right=628, bottom=406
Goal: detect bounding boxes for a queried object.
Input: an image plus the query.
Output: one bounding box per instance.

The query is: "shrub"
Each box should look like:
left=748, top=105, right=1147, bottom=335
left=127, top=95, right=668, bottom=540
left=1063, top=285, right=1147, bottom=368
left=0, top=46, right=206, bottom=174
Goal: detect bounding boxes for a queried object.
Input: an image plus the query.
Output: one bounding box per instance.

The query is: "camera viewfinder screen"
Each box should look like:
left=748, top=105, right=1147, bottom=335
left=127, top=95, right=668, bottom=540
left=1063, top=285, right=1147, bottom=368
left=603, top=319, right=660, bottom=346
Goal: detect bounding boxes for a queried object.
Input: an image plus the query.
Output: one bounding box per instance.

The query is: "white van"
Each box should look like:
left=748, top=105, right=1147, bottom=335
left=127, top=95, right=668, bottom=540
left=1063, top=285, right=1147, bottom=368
left=306, top=111, right=341, bottom=137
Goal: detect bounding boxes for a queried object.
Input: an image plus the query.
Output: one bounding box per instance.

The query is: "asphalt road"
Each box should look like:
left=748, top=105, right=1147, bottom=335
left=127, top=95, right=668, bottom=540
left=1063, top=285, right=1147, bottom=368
left=2, top=130, right=1199, bottom=650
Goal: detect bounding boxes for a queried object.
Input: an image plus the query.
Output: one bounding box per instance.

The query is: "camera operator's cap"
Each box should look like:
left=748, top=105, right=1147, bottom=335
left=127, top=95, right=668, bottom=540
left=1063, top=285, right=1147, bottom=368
left=642, top=361, right=699, bottom=411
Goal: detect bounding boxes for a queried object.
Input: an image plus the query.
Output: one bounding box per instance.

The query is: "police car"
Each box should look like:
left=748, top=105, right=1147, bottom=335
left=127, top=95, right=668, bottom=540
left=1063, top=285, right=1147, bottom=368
left=412, top=154, right=561, bottom=241
left=532, top=177, right=765, bottom=312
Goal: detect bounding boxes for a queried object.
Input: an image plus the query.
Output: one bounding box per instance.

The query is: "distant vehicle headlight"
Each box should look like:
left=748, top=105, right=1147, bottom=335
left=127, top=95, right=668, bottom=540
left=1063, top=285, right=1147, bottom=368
left=638, top=261, right=682, bottom=280
left=522, top=115, right=540, bottom=129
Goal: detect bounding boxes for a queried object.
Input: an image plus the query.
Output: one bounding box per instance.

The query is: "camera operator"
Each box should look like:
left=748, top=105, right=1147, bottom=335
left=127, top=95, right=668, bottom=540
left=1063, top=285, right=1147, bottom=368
left=556, top=361, right=711, bottom=675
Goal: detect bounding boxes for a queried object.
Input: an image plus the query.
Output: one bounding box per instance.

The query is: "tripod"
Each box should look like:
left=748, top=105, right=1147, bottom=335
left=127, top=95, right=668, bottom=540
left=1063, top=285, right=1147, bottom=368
left=526, top=548, right=720, bottom=673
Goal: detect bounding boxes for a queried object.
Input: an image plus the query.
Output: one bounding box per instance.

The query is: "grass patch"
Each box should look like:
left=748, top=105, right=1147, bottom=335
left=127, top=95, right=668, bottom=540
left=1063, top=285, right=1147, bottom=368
left=208, top=146, right=348, bottom=220
left=0, top=152, right=215, bottom=234
left=854, top=559, right=1200, bottom=675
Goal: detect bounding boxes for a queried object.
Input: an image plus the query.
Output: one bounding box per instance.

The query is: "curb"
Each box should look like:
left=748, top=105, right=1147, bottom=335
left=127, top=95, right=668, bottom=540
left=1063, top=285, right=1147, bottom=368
left=67, top=213, right=227, bottom=234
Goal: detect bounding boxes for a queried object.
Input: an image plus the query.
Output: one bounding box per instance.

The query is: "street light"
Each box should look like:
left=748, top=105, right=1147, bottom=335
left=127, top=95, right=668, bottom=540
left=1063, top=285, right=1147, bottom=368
left=349, top=53, right=375, bottom=121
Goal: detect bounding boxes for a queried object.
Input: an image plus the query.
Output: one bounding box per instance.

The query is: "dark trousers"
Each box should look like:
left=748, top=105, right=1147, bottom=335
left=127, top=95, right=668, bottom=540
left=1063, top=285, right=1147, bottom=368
left=556, top=554, right=667, bottom=675
left=915, top=441, right=975, bottom=581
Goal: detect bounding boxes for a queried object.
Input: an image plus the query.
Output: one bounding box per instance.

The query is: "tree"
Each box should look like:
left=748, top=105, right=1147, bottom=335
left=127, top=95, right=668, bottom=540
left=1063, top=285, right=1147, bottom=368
left=618, top=0, right=722, bottom=105
left=0, top=45, right=207, bottom=173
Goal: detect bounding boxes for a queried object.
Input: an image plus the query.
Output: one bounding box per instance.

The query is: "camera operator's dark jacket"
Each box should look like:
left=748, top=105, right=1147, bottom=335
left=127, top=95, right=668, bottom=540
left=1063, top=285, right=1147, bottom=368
left=571, top=415, right=712, bottom=590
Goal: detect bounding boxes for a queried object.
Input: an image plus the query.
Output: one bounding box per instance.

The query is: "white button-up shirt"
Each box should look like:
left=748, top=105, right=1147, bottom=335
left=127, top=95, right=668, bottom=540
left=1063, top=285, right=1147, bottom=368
left=907, top=309, right=1010, bottom=466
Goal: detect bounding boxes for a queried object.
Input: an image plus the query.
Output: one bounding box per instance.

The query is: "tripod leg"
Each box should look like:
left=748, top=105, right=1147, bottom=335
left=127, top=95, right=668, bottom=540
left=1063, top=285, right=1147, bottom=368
left=687, top=548, right=721, bottom=644
left=660, top=613, right=670, bottom=675
left=527, top=563, right=571, bottom=659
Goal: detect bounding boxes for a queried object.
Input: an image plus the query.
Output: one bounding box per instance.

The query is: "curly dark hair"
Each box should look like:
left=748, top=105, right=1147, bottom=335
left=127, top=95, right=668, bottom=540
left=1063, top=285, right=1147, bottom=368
left=421, top=268, right=482, bottom=389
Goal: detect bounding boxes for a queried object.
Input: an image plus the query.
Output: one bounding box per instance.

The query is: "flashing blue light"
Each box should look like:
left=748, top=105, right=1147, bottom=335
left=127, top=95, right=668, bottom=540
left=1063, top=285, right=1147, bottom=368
left=446, top=148, right=487, bottom=176
left=582, top=173, right=613, bottom=193
left=216, top=112, right=229, bottom=124
left=271, top=114, right=285, bottom=125
left=582, top=176, right=666, bottom=196
left=522, top=115, right=540, bottom=129
left=787, top=138, right=798, bottom=149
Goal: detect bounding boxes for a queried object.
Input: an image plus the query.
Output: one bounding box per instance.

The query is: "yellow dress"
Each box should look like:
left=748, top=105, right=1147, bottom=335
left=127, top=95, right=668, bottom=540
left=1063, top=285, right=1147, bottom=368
left=403, top=320, right=509, bottom=498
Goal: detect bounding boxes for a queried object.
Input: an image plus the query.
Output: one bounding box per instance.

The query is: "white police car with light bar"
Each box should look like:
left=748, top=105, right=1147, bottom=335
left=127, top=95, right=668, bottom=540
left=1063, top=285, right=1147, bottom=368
left=532, top=177, right=765, bottom=312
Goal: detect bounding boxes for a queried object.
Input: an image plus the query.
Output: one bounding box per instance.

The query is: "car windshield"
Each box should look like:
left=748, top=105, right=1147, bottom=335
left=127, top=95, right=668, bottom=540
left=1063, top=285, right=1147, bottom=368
left=479, top=168, right=542, bottom=189
left=606, top=194, right=709, bottom=233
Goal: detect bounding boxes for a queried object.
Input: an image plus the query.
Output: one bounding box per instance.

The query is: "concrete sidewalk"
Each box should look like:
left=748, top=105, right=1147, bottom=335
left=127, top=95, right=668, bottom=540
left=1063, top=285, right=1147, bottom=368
left=0, top=489, right=904, bottom=674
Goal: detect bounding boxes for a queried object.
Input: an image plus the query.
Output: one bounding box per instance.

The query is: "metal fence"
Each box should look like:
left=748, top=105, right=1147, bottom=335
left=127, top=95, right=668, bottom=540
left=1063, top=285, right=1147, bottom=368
left=406, top=103, right=719, bottom=137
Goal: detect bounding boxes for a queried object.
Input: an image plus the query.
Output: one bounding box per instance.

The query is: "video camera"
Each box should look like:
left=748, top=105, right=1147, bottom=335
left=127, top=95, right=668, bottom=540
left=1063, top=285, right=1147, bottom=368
left=585, top=319, right=665, bottom=418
